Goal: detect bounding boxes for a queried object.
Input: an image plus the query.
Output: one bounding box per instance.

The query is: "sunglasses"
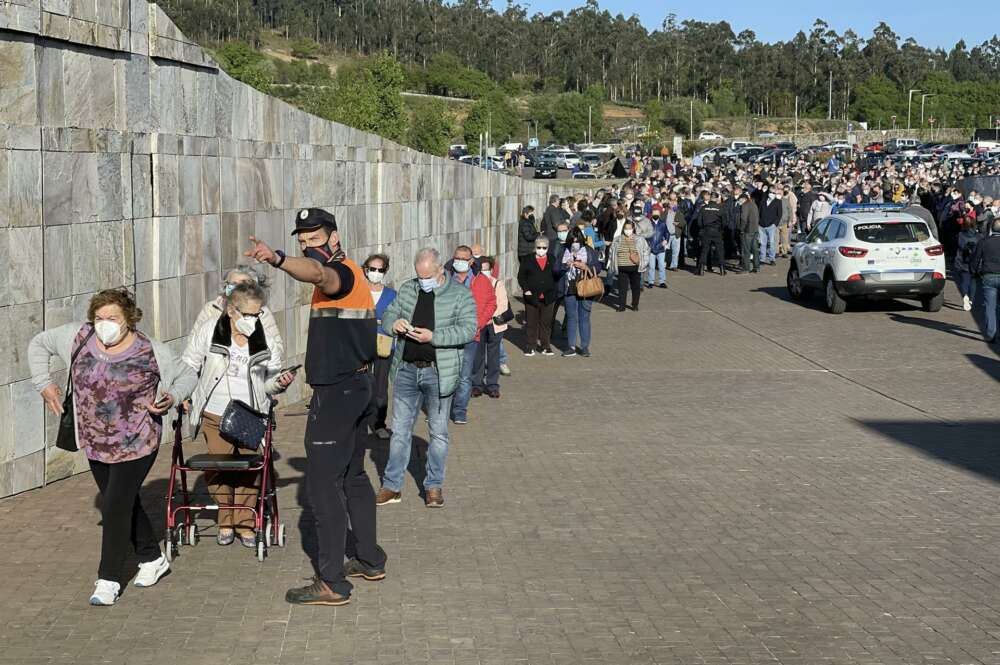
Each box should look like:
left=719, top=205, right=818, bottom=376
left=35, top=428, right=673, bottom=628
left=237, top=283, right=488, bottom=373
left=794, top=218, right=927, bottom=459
left=232, top=307, right=262, bottom=319
left=366, top=266, right=387, bottom=273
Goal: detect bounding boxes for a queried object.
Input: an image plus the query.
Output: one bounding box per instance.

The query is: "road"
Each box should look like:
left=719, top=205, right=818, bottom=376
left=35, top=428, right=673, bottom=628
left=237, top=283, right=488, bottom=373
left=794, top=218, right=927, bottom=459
left=2, top=260, right=1000, bottom=665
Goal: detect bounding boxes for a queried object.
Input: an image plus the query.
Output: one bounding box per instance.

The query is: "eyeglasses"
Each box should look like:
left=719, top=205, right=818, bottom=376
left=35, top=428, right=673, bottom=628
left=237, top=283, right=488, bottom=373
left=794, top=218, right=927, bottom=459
left=233, top=307, right=262, bottom=319
left=366, top=266, right=387, bottom=273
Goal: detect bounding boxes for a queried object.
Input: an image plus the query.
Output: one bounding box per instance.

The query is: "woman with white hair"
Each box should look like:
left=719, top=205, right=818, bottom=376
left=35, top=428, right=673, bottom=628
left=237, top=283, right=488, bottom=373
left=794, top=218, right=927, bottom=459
left=194, top=265, right=282, bottom=361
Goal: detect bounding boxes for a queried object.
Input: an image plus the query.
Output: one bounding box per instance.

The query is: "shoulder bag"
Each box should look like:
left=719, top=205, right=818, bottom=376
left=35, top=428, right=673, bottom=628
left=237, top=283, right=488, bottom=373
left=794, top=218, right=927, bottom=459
left=575, top=266, right=605, bottom=299
left=55, top=327, right=97, bottom=452
left=219, top=399, right=268, bottom=451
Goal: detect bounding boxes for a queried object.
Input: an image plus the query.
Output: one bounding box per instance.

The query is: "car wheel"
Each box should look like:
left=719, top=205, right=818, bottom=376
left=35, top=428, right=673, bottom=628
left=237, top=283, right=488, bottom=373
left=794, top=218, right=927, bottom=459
left=922, top=292, right=944, bottom=312
left=786, top=263, right=806, bottom=300
left=824, top=277, right=847, bottom=314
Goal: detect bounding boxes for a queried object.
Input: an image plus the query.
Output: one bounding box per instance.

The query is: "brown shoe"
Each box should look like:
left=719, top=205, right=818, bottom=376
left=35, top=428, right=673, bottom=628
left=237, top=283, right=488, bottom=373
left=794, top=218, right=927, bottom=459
left=375, top=488, right=401, bottom=506
left=285, top=578, right=351, bottom=606
left=425, top=488, right=444, bottom=508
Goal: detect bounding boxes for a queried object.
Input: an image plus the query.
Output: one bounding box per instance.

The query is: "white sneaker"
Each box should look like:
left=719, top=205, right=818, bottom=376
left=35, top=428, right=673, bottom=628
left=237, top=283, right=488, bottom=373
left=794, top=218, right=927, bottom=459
left=133, top=554, right=170, bottom=588
left=963, top=295, right=972, bottom=311
left=89, top=579, right=121, bottom=606
left=499, top=364, right=511, bottom=376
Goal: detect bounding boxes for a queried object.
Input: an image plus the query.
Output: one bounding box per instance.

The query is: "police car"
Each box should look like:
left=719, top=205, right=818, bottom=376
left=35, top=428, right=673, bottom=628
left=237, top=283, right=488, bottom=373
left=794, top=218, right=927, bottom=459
left=786, top=204, right=946, bottom=314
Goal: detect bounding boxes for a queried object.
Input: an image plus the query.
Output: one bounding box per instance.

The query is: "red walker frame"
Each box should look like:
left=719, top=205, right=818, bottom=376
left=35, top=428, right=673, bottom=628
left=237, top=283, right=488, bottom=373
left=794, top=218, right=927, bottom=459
left=164, top=404, right=285, bottom=561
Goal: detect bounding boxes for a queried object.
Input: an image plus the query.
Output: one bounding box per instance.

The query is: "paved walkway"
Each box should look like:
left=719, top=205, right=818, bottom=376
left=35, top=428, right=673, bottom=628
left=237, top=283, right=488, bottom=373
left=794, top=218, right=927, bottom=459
left=3, top=261, right=1000, bottom=665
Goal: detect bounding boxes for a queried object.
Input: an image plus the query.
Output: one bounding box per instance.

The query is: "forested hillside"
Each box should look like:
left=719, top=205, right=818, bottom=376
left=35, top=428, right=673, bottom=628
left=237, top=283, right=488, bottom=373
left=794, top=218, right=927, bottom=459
left=159, top=0, right=1000, bottom=150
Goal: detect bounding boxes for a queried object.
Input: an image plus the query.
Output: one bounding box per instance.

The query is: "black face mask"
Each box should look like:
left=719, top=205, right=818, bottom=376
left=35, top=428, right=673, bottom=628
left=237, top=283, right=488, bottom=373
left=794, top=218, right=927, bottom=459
left=303, top=244, right=334, bottom=264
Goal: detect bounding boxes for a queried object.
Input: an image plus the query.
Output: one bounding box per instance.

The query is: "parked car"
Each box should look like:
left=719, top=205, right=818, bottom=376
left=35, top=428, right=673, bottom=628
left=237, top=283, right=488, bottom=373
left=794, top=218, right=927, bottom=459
left=499, top=142, right=524, bottom=153
left=580, top=153, right=605, bottom=168
left=735, top=146, right=766, bottom=161
left=572, top=172, right=598, bottom=180
left=756, top=130, right=777, bottom=139
left=556, top=152, right=581, bottom=169
left=448, top=144, right=468, bottom=159
left=885, top=137, right=920, bottom=153
left=698, top=131, right=725, bottom=141
left=865, top=142, right=884, bottom=152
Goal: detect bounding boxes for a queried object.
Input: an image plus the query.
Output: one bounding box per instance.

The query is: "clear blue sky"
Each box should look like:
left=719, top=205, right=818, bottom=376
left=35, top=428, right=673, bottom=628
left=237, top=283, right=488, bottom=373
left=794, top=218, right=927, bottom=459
left=501, top=0, right=997, bottom=50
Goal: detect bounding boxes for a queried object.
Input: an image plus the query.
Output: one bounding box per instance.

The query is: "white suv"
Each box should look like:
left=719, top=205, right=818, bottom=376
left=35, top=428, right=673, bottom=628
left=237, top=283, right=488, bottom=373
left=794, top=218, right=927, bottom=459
left=786, top=205, right=946, bottom=314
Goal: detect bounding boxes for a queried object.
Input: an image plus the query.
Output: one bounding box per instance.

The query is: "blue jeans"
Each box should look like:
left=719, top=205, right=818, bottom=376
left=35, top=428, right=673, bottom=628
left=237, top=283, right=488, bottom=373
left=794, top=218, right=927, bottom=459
left=982, top=273, right=1000, bottom=340
left=646, top=252, right=667, bottom=285
left=498, top=340, right=509, bottom=366
left=759, top=225, right=777, bottom=263
left=450, top=339, right=479, bottom=422
left=383, top=362, right=453, bottom=492
left=956, top=269, right=977, bottom=300
left=564, top=294, right=593, bottom=351
left=668, top=235, right=680, bottom=269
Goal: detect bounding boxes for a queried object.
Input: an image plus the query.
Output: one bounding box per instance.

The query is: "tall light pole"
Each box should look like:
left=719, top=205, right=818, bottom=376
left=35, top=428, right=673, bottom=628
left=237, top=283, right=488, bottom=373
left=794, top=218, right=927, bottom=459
left=588, top=105, right=592, bottom=144
left=907, top=89, right=920, bottom=130
left=920, top=94, right=935, bottom=126
left=689, top=98, right=694, bottom=141
left=828, top=71, right=833, bottom=120
left=794, top=95, right=798, bottom=139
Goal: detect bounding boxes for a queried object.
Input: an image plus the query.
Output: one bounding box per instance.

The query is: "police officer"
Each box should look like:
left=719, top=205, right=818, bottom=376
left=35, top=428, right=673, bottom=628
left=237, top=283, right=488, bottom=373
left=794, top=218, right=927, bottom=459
left=696, top=191, right=726, bottom=276
left=245, top=208, right=387, bottom=606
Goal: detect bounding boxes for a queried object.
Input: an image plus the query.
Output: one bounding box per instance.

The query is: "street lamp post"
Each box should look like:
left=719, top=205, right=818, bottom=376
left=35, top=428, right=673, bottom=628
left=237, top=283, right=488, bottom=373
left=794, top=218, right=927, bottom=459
left=920, top=94, right=935, bottom=127
left=891, top=115, right=897, bottom=131
left=907, top=89, right=920, bottom=130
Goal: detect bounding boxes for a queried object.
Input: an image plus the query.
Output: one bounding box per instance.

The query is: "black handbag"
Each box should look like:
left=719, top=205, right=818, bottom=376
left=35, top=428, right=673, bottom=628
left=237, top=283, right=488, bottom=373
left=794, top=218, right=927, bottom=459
left=218, top=399, right=268, bottom=451
left=493, top=304, right=514, bottom=325
left=55, top=327, right=97, bottom=452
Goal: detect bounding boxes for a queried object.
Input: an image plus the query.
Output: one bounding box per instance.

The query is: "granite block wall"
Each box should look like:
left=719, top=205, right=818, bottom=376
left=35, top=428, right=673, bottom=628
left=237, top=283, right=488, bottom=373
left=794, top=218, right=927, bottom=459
left=0, top=0, right=567, bottom=497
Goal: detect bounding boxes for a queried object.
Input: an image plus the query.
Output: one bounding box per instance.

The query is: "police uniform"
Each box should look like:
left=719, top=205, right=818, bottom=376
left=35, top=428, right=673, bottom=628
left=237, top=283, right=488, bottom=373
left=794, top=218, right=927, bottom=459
left=291, top=208, right=386, bottom=597
left=697, top=201, right=726, bottom=275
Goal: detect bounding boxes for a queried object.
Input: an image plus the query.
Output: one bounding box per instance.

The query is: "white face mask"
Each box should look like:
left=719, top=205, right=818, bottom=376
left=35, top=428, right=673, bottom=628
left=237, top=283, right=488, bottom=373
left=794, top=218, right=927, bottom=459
left=480, top=269, right=492, bottom=278
left=418, top=276, right=438, bottom=292
left=234, top=315, right=256, bottom=337
left=535, top=248, right=548, bottom=257
left=94, top=320, right=124, bottom=346
left=366, top=269, right=385, bottom=284
left=623, top=229, right=634, bottom=237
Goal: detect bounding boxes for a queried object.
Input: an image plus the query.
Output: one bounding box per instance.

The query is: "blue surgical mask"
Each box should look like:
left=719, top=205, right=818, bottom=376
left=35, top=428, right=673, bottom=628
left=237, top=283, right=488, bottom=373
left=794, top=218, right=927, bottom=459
left=557, top=231, right=569, bottom=241
left=224, top=283, right=236, bottom=297
left=452, top=259, right=470, bottom=273
left=419, top=277, right=438, bottom=292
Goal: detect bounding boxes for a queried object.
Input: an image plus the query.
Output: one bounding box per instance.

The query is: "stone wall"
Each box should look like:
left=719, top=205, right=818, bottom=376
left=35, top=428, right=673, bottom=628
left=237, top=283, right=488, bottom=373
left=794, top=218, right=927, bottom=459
left=0, top=0, right=565, bottom=498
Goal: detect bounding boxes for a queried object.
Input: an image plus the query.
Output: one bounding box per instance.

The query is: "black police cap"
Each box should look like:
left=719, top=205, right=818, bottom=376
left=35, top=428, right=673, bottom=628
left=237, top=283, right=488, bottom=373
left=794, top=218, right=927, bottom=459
left=290, top=208, right=337, bottom=235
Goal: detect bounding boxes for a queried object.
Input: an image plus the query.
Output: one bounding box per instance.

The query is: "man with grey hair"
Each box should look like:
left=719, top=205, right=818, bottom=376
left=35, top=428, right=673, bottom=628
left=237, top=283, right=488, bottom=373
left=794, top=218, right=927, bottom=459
left=541, top=194, right=569, bottom=242
left=377, top=247, right=478, bottom=508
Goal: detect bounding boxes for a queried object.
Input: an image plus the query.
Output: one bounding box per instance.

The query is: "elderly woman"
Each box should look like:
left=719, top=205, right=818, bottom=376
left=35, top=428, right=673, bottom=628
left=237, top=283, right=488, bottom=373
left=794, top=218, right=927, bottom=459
left=28, top=288, right=197, bottom=606
left=471, top=255, right=509, bottom=398
left=194, top=265, right=282, bottom=361
left=182, top=282, right=294, bottom=548
left=517, top=235, right=558, bottom=356
left=609, top=218, right=650, bottom=312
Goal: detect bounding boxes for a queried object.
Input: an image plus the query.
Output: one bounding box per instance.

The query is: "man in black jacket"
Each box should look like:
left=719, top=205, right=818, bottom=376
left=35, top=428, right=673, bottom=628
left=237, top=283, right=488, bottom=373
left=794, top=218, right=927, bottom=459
left=796, top=181, right=818, bottom=236
left=972, top=219, right=1000, bottom=342
left=721, top=187, right=742, bottom=261
left=697, top=192, right=726, bottom=276
left=758, top=188, right=783, bottom=265
left=738, top=192, right=761, bottom=273
left=541, top=195, right=569, bottom=242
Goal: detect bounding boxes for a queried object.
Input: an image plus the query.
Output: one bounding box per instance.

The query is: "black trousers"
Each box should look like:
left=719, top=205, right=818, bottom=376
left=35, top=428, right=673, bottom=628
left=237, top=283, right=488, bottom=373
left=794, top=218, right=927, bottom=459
left=741, top=231, right=760, bottom=272
left=473, top=325, right=502, bottom=391
left=306, top=374, right=386, bottom=595
left=525, top=300, right=553, bottom=350
left=617, top=266, right=641, bottom=309
left=369, top=355, right=391, bottom=431
left=89, top=451, right=161, bottom=584
left=699, top=232, right=724, bottom=271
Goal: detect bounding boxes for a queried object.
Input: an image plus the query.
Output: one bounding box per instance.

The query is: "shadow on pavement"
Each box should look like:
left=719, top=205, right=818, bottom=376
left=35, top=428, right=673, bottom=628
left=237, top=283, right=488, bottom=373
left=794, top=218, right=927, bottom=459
left=886, top=313, right=983, bottom=342
left=858, top=418, right=1000, bottom=485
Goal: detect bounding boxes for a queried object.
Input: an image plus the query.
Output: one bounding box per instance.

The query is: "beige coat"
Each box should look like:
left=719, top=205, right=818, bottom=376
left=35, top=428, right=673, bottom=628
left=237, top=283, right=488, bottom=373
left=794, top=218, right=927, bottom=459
left=485, top=275, right=510, bottom=333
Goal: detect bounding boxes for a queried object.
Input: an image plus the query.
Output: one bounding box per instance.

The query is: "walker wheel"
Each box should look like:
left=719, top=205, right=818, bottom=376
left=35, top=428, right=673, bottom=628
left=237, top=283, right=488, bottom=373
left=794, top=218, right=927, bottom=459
left=187, top=524, right=198, bottom=546
left=165, top=530, right=177, bottom=561
left=277, top=523, right=286, bottom=548
left=264, top=518, right=273, bottom=548
left=257, top=541, right=266, bottom=562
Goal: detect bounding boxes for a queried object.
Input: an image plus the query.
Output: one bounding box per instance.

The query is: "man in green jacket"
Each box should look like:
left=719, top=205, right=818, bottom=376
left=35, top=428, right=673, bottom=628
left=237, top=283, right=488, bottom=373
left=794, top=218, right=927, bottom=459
left=376, top=247, right=478, bottom=508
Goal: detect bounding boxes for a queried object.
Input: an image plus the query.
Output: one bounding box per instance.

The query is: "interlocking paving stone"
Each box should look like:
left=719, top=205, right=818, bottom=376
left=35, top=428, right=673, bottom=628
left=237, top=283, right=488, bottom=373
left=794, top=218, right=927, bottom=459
left=2, top=262, right=1000, bottom=664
